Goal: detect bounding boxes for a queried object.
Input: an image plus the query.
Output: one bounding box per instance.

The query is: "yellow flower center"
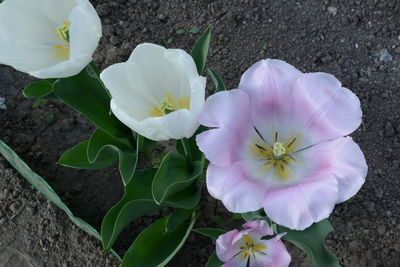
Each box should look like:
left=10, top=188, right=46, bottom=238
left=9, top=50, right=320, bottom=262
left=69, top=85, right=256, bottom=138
left=252, top=129, right=299, bottom=181
left=239, top=234, right=267, bottom=260
left=149, top=93, right=190, bottom=117
left=53, top=21, right=71, bottom=61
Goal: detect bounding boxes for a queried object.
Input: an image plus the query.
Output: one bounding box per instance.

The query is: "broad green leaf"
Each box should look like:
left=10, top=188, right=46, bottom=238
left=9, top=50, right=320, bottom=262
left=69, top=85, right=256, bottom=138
left=192, top=228, right=226, bottom=239
left=101, top=169, right=161, bottom=250
left=121, top=213, right=196, bottom=267
left=88, top=128, right=138, bottom=185
left=166, top=208, right=194, bottom=233
left=163, top=183, right=201, bottom=209
left=152, top=153, right=203, bottom=205
left=23, top=80, right=54, bottom=98
left=207, top=67, right=227, bottom=92
left=205, top=252, right=224, bottom=267
left=58, top=140, right=117, bottom=169
left=276, top=220, right=339, bottom=267
left=53, top=66, right=130, bottom=138
left=0, top=140, right=121, bottom=261
left=191, top=25, right=212, bottom=75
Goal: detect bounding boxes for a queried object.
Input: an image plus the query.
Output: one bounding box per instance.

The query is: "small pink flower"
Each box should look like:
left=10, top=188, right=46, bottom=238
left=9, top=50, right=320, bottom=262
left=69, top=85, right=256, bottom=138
left=197, top=59, right=367, bottom=230
left=216, top=220, right=291, bottom=267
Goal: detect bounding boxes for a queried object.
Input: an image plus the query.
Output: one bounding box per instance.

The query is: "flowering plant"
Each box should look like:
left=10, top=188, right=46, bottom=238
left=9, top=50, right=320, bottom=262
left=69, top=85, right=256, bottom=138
left=0, top=0, right=367, bottom=266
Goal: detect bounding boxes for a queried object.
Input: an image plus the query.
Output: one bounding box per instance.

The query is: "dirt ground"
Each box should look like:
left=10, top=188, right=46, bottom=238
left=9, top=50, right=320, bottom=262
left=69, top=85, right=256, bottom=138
left=1, top=0, right=400, bottom=266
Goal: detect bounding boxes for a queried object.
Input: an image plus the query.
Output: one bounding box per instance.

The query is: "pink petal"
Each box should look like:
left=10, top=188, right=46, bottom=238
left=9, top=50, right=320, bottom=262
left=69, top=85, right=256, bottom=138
left=197, top=89, right=250, bottom=128
left=291, top=72, right=362, bottom=144
left=238, top=59, right=302, bottom=122
left=216, top=229, right=242, bottom=262
left=306, top=136, right=367, bottom=203
left=242, top=220, right=273, bottom=236
left=251, top=235, right=291, bottom=267
left=206, top=163, right=265, bottom=213
left=263, top=175, right=339, bottom=230
left=196, top=128, right=242, bottom=167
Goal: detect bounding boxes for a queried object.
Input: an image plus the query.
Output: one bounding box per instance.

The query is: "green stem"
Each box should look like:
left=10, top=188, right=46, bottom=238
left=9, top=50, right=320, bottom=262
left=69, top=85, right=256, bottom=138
left=180, top=138, right=192, bottom=164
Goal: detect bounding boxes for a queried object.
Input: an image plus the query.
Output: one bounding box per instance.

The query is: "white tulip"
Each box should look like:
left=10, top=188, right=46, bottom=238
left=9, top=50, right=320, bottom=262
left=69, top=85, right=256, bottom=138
left=100, top=43, right=207, bottom=141
left=0, top=0, right=102, bottom=79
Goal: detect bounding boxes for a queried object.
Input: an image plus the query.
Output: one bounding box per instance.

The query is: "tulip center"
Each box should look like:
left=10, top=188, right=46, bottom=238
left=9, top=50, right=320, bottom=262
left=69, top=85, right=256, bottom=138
left=150, top=93, right=190, bottom=117
left=239, top=234, right=267, bottom=261
left=53, top=21, right=71, bottom=61
left=273, top=141, right=285, bottom=160
left=252, top=128, right=298, bottom=181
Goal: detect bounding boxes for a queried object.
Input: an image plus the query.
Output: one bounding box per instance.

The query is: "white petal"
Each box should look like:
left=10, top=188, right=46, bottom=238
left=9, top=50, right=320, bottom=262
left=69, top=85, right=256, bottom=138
left=0, top=0, right=100, bottom=78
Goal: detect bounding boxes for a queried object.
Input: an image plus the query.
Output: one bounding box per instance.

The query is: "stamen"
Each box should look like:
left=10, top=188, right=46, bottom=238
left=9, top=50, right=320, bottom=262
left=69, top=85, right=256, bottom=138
left=287, top=137, right=297, bottom=148
left=254, top=126, right=266, bottom=142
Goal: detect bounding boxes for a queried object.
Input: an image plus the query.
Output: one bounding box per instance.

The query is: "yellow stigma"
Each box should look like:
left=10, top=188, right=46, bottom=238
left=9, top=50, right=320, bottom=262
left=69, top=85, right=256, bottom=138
left=54, top=21, right=71, bottom=43
left=149, top=93, right=190, bottom=117
left=239, top=234, right=267, bottom=260
left=53, top=21, right=71, bottom=61
left=273, top=141, right=286, bottom=159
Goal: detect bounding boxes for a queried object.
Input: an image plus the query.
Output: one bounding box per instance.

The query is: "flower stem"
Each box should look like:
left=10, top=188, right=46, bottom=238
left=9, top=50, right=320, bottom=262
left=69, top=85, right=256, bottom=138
left=180, top=138, right=192, bottom=164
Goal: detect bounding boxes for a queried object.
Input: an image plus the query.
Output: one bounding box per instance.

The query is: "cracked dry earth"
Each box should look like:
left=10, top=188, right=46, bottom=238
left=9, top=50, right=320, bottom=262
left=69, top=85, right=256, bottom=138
left=1, top=0, right=400, bottom=266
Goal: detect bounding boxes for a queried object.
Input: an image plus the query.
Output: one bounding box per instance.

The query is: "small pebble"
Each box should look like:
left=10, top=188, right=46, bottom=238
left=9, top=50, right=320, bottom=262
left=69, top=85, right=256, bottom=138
left=327, top=6, right=338, bottom=15
left=0, top=97, right=6, bottom=110
left=378, top=49, right=393, bottom=63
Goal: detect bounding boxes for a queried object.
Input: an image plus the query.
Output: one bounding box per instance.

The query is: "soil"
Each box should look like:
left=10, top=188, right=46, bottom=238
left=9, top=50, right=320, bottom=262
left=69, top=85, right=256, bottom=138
left=1, top=0, right=400, bottom=266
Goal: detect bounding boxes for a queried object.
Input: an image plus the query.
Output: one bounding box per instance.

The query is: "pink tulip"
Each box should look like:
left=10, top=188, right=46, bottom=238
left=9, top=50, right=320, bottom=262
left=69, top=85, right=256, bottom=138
left=216, top=220, right=291, bottom=267
left=197, top=59, right=367, bottom=230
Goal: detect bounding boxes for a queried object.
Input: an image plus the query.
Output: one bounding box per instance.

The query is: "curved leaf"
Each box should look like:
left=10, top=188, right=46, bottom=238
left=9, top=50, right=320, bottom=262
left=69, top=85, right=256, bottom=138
left=0, top=140, right=121, bottom=261
left=152, top=153, right=203, bottom=205
left=88, top=128, right=138, bottom=185
left=166, top=208, right=194, bottom=233
left=275, top=220, right=339, bottom=267
left=192, top=228, right=226, bottom=239
left=163, top=183, right=201, bottom=209
left=207, top=67, right=227, bottom=92
left=58, top=140, right=117, bottom=169
left=23, top=80, right=54, bottom=98
left=205, top=252, right=224, bottom=267
left=121, top=213, right=196, bottom=267
left=191, top=25, right=212, bottom=75
left=101, top=169, right=160, bottom=250
left=53, top=66, right=130, bottom=138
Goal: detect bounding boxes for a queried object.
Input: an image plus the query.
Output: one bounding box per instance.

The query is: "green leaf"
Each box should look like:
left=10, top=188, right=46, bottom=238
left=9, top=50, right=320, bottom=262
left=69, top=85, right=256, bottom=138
left=138, top=136, right=157, bottom=156
left=189, top=26, right=201, bottom=34
left=205, top=252, right=224, bottom=267
left=191, top=25, right=212, bottom=75
left=101, top=169, right=162, bottom=250
left=163, top=183, right=201, bottom=209
left=121, top=213, right=196, bottom=267
left=207, top=67, right=227, bottom=92
left=192, top=228, right=226, bottom=239
left=58, top=140, right=117, bottom=169
left=152, top=153, right=203, bottom=205
left=0, top=140, right=122, bottom=261
left=275, top=220, right=339, bottom=267
left=53, top=66, right=130, bottom=138
left=101, top=168, right=201, bottom=251
left=23, top=80, right=54, bottom=99
left=166, top=208, right=194, bottom=233
left=87, top=128, right=138, bottom=185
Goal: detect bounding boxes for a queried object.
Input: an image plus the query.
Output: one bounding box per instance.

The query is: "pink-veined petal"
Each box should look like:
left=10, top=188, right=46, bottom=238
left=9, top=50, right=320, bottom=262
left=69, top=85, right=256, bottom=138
left=305, top=136, right=367, bottom=203
left=291, top=72, right=362, bottom=144
left=206, top=163, right=265, bottom=213
left=216, top=230, right=242, bottom=262
left=263, top=174, right=339, bottom=230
